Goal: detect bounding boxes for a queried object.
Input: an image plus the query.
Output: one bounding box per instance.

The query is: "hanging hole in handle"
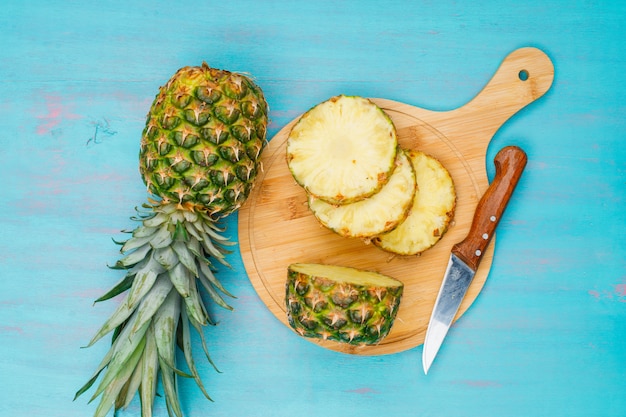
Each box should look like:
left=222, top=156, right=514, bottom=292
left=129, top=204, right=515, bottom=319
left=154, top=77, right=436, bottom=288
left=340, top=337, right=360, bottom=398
left=518, top=69, right=529, bottom=81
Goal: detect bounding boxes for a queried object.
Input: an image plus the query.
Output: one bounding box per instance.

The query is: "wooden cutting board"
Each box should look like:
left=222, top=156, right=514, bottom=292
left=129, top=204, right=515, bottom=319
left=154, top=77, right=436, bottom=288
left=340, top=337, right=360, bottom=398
left=238, top=47, right=554, bottom=355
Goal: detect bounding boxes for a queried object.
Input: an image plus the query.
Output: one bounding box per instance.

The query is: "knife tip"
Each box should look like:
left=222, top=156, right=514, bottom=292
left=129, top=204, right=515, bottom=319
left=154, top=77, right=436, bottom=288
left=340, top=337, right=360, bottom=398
left=422, top=349, right=432, bottom=375
left=422, top=359, right=431, bottom=375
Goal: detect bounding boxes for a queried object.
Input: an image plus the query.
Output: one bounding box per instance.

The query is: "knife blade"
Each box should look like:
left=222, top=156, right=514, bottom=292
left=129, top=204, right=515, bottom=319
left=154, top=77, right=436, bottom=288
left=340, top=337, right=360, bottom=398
left=422, top=145, right=527, bottom=374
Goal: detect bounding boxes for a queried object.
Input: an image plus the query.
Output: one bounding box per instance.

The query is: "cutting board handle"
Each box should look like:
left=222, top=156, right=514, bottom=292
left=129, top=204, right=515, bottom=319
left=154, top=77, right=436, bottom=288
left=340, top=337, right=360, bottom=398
left=444, top=47, right=555, bottom=140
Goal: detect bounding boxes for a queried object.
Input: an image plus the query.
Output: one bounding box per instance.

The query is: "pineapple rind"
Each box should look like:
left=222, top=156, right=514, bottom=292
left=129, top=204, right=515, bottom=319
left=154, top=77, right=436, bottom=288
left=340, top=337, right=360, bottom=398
left=139, top=63, right=268, bottom=219
left=286, top=95, right=397, bottom=204
left=373, top=150, right=456, bottom=255
left=77, top=203, right=235, bottom=417
left=285, top=263, right=403, bottom=346
left=308, top=149, right=416, bottom=238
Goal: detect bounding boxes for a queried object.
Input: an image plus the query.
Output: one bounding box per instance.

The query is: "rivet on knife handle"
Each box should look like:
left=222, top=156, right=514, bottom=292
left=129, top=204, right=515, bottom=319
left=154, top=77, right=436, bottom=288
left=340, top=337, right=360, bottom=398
left=451, top=146, right=527, bottom=272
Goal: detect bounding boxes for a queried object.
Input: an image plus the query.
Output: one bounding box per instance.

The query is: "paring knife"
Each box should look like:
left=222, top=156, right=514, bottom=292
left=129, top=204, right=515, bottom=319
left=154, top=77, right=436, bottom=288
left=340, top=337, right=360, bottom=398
left=422, top=145, right=528, bottom=375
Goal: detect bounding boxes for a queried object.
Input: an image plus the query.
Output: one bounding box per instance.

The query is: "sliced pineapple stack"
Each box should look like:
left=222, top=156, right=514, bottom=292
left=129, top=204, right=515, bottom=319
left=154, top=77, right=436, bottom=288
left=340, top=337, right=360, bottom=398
left=286, top=95, right=456, bottom=256
left=373, top=150, right=456, bottom=255
left=308, top=149, right=416, bottom=238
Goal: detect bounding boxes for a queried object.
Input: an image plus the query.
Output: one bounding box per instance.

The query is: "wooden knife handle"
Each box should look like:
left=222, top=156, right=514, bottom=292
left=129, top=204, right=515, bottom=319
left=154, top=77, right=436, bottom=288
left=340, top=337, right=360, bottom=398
left=451, top=146, right=527, bottom=271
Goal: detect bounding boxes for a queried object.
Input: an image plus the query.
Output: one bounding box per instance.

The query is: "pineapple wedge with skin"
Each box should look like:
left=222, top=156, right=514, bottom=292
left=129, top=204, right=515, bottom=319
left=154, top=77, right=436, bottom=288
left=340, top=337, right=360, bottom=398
left=373, top=150, right=456, bottom=255
left=308, top=149, right=416, bottom=238
left=286, top=95, right=398, bottom=205
left=286, top=263, right=404, bottom=345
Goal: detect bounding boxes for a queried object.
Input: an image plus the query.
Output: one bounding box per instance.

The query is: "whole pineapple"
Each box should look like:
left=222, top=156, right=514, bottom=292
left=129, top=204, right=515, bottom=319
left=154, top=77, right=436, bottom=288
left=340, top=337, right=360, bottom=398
left=75, top=63, right=268, bottom=417
left=286, top=263, right=404, bottom=345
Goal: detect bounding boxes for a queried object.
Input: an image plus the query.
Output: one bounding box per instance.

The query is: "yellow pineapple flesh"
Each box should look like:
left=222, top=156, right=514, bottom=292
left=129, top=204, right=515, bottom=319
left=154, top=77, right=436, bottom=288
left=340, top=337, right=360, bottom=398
left=373, top=150, right=456, bottom=255
left=307, top=149, right=416, bottom=238
left=286, top=95, right=397, bottom=204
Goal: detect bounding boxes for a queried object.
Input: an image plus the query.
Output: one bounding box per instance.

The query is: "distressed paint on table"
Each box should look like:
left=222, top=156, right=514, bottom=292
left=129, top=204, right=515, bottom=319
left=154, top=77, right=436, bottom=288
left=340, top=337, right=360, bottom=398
left=1, top=1, right=624, bottom=417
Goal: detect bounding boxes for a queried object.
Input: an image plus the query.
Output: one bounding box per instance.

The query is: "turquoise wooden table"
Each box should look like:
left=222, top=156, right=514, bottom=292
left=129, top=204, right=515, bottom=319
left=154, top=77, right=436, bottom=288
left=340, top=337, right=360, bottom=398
left=1, top=1, right=624, bottom=416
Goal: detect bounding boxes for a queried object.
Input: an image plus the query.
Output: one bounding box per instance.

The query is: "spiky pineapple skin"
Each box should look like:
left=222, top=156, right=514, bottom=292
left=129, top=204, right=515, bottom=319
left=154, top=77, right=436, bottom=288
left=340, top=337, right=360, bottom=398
left=285, top=263, right=403, bottom=345
left=139, top=63, right=268, bottom=218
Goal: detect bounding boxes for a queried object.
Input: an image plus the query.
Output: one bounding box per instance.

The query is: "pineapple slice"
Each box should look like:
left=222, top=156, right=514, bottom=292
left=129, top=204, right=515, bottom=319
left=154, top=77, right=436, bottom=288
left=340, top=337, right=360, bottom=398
left=285, top=263, right=404, bottom=345
left=373, top=150, right=456, bottom=255
left=286, top=95, right=397, bottom=204
left=308, top=149, right=416, bottom=238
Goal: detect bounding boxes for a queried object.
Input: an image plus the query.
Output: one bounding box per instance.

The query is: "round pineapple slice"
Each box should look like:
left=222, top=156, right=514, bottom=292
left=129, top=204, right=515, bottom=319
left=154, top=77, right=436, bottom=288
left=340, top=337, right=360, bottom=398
left=286, top=95, right=397, bottom=204
left=373, top=150, right=456, bottom=255
left=285, top=263, right=404, bottom=345
left=308, top=149, right=416, bottom=238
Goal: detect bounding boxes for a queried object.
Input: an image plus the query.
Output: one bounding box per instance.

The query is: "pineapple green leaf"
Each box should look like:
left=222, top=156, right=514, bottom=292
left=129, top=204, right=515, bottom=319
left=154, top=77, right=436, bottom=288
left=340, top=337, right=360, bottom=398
left=152, top=292, right=184, bottom=417
left=150, top=224, right=174, bottom=249
left=154, top=246, right=179, bottom=270
left=160, top=203, right=179, bottom=215
left=186, top=236, right=202, bottom=258
left=130, top=204, right=153, bottom=220
left=169, top=211, right=185, bottom=225
left=140, top=326, right=159, bottom=417
left=159, top=359, right=183, bottom=417
left=186, top=310, right=220, bottom=372
left=118, top=350, right=145, bottom=410
left=173, top=221, right=189, bottom=242
left=202, top=223, right=236, bottom=247
left=86, top=295, right=137, bottom=347
left=184, top=222, right=203, bottom=242
left=116, top=244, right=152, bottom=268
left=169, top=363, right=194, bottom=379
left=93, top=335, right=146, bottom=417
left=180, top=308, right=213, bottom=401
left=130, top=277, right=175, bottom=334
left=107, top=262, right=131, bottom=271
left=142, top=211, right=170, bottom=228
left=110, top=320, right=126, bottom=343
left=201, top=219, right=227, bottom=235
left=198, top=268, right=233, bottom=311
left=93, top=274, right=134, bottom=303
left=182, top=278, right=209, bottom=325
left=121, top=234, right=154, bottom=253
left=198, top=260, right=236, bottom=299
left=182, top=210, right=198, bottom=223
left=74, top=369, right=104, bottom=401
left=132, top=225, right=158, bottom=238
left=89, top=320, right=149, bottom=404
left=75, top=317, right=127, bottom=400
left=198, top=235, right=231, bottom=267
left=152, top=290, right=180, bottom=366
left=169, top=263, right=191, bottom=299
left=126, top=268, right=158, bottom=309
left=172, top=240, right=199, bottom=277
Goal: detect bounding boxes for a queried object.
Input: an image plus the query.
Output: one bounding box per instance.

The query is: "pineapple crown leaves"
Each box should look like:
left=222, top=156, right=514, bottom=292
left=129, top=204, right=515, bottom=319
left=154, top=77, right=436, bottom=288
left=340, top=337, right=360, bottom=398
left=76, top=202, right=236, bottom=417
